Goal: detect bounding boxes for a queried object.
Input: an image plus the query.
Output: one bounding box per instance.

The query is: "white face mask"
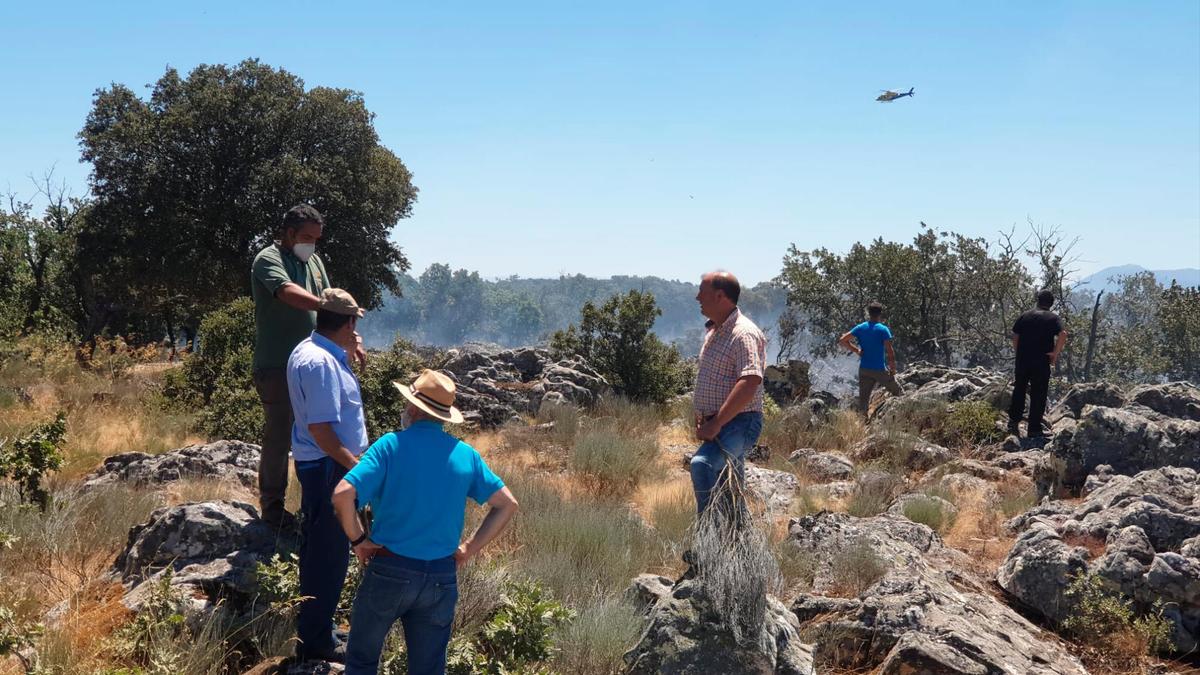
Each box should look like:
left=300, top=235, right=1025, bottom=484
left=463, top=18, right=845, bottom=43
left=292, top=243, right=316, bottom=262
left=400, top=409, right=412, bottom=431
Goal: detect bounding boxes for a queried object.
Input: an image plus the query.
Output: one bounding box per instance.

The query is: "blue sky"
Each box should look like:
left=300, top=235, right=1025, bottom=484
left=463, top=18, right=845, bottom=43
left=2, top=1, right=1197, bottom=285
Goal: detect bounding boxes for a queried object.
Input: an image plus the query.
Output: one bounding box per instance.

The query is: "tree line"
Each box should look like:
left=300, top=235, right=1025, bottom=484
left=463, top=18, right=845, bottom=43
left=1, top=58, right=1195, bottom=387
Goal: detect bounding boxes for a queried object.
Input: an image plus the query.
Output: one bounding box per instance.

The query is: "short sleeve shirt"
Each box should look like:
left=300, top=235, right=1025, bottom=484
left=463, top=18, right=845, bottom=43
left=1012, top=309, right=1064, bottom=368
left=286, top=333, right=369, bottom=462
left=693, top=308, right=767, bottom=416
left=344, top=421, right=505, bottom=560
left=251, top=243, right=330, bottom=370
left=850, top=321, right=894, bottom=371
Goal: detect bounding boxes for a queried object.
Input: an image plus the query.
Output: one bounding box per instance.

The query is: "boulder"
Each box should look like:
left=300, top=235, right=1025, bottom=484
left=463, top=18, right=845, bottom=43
left=1000, top=466, right=1200, bottom=652
left=1129, top=381, right=1200, bottom=422
left=1049, top=381, right=1126, bottom=420
left=442, top=347, right=611, bottom=428
left=790, top=451, right=854, bottom=482
left=84, top=440, right=261, bottom=490
left=851, top=430, right=953, bottom=472
left=745, top=465, right=799, bottom=513
left=624, top=577, right=815, bottom=675
left=763, top=360, right=812, bottom=406
left=1048, top=403, right=1200, bottom=488
left=115, top=500, right=295, bottom=617
left=786, top=512, right=1087, bottom=674
left=874, top=362, right=1010, bottom=420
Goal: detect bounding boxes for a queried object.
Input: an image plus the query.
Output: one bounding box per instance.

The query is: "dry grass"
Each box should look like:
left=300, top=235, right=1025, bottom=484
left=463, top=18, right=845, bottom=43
left=1063, top=534, right=1108, bottom=560
left=634, top=474, right=695, bottom=564
left=760, top=408, right=867, bottom=457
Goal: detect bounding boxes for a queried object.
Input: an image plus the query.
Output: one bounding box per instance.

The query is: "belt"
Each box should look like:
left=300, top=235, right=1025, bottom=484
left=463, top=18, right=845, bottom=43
left=372, top=549, right=457, bottom=574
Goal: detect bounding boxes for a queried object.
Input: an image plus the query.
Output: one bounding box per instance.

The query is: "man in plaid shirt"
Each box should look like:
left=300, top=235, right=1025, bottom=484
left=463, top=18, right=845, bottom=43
left=691, top=271, right=767, bottom=514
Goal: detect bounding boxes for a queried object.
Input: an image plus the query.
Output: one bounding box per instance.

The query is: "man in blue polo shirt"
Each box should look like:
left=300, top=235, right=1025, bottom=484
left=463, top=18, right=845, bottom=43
left=839, top=301, right=902, bottom=414
left=331, top=369, right=519, bottom=675
left=286, top=288, right=369, bottom=663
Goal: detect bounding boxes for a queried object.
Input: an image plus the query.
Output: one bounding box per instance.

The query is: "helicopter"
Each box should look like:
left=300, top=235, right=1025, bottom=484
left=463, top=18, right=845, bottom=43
left=876, top=87, right=914, bottom=102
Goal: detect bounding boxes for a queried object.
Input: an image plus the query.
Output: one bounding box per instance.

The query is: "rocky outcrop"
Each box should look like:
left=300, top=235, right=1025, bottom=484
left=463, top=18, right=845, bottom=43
left=440, top=346, right=610, bottom=427
left=84, top=441, right=261, bottom=490
left=746, top=465, right=800, bottom=513
left=624, top=576, right=815, bottom=675
left=763, top=360, right=811, bottom=406
left=789, top=450, right=854, bottom=482
left=115, top=500, right=294, bottom=617
left=786, top=512, right=1087, bottom=674
left=1046, top=382, right=1200, bottom=488
left=850, top=430, right=953, bottom=472
left=874, top=363, right=1010, bottom=420
left=1000, top=466, right=1200, bottom=652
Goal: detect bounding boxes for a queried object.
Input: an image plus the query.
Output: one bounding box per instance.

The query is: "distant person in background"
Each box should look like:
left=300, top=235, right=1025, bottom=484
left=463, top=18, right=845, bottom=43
left=251, top=204, right=365, bottom=528
left=691, top=271, right=767, bottom=515
left=286, top=288, right=369, bottom=663
left=1009, top=289, right=1068, bottom=439
left=839, top=301, right=901, bottom=415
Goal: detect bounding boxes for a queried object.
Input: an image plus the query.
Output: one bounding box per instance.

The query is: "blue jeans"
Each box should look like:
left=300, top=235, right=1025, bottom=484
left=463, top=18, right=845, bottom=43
left=690, top=411, right=764, bottom=514
left=345, top=553, right=458, bottom=675
left=295, top=456, right=351, bottom=656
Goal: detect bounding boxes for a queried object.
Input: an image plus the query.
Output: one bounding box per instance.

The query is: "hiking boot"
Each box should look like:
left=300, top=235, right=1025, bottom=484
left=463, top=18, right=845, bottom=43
left=1006, top=421, right=1021, bottom=437
left=262, top=509, right=300, bottom=532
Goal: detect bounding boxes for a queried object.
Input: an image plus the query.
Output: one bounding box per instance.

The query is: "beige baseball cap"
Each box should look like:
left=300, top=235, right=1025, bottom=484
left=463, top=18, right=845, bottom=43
left=318, top=288, right=365, bottom=317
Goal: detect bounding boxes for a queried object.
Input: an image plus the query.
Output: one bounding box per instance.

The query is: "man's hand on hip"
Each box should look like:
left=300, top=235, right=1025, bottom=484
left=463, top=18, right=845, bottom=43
left=696, top=417, right=722, bottom=442
left=352, top=539, right=382, bottom=565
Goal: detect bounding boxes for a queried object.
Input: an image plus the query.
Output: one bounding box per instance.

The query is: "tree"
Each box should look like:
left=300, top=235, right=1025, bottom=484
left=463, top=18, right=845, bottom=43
left=76, top=59, right=416, bottom=341
left=777, top=225, right=1033, bottom=368
left=550, top=290, right=689, bottom=404
left=1156, top=282, right=1200, bottom=381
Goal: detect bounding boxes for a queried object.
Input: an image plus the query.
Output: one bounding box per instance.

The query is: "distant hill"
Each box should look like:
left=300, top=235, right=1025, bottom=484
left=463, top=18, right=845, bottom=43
left=1078, top=265, right=1200, bottom=293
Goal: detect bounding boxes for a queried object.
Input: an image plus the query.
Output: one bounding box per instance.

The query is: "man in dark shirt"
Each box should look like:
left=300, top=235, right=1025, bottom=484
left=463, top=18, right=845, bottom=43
left=1008, top=290, right=1068, bottom=438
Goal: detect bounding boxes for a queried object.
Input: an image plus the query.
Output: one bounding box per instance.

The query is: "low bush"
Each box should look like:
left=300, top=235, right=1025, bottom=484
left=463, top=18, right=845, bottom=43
left=827, top=538, right=888, bottom=597
left=359, top=338, right=430, bottom=437
left=1061, top=573, right=1173, bottom=663
left=939, top=400, right=1004, bottom=448
left=0, top=411, right=67, bottom=509
left=902, top=495, right=955, bottom=533
left=551, top=596, right=643, bottom=675
left=569, top=430, right=659, bottom=497
left=845, top=472, right=904, bottom=518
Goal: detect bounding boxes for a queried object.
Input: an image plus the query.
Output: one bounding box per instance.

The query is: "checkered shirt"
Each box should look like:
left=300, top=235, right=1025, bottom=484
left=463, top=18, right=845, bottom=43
left=693, top=308, right=766, bottom=416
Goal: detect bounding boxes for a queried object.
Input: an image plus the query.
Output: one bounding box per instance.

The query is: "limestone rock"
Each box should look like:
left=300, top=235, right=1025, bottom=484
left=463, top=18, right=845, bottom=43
left=441, top=347, right=611, bottom=428
left=84, top=440, right=261, bottom=490
left=790, top=451, right=854, bottom=482
left=787, top=512, right=1087, bottom=674
left=624, top=577, right=815, bottom=675
left=1000, top=466, right=1200, bottom=652
left=745, top=465, right=799, bottom=513
left=763, top=360, right=812, bottom=406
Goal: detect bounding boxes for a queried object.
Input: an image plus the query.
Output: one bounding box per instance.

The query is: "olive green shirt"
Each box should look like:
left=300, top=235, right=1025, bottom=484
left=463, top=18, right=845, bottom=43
left=251, top=243, right=330, bottom=370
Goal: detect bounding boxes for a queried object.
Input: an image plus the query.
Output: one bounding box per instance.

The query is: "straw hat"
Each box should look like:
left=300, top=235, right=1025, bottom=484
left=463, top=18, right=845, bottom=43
left=393, top=369, right=465, bottom=424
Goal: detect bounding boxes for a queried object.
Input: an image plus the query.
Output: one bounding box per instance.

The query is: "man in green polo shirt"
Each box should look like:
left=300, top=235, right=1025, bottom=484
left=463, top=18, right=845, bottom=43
left=251, top=204, right=365, bottom=527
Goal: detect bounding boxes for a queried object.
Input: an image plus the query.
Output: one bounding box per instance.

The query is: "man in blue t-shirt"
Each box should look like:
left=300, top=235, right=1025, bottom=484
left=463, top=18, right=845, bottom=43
left=331, top=369, right=519, bottom=675
left=839, top=301, right=902, bottom=414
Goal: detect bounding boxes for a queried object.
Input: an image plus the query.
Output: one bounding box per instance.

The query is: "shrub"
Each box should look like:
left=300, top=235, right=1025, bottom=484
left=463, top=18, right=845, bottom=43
left=569, top=430, right=660, bottom=496
left=0, top=412, right=66, bottom=509
left=509, top=472, right=665, bottom=602
left=196, top=346, right=262, bottom=443
left=1061, top=573, right=1173, bottom=659
left=254, top=553, right=301, bottom=609
left=827, top=538, right=888, bottom=597
left=440, top=580, right=573, bottom=675
left=359, top=338, right=429, bottom=437
left=550, top=291, right=690, bottom=404
left=551, top=596, right=644, bottom=675
left=902, top=495, right=955, bottom=533
left=939, top=400, right=1004, bottom=448
left=536, top=402, right=580, bottom=448
left=845, top=472, right=904, bottom=518
left=0, top=603, right=42, bottom=672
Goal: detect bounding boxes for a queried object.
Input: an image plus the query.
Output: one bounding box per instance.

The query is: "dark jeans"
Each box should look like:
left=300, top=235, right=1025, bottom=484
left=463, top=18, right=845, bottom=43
left=857, top=367, right=902, bottom=414
left=1009, top=360, right=1051, bottom=436
left=296, top=456, right=351, bottom=656
left=690, top=411, right=764, bottom=514
left=254, top=367, right=293, bottom=523
left=345, top=553, right=458, bottom=675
